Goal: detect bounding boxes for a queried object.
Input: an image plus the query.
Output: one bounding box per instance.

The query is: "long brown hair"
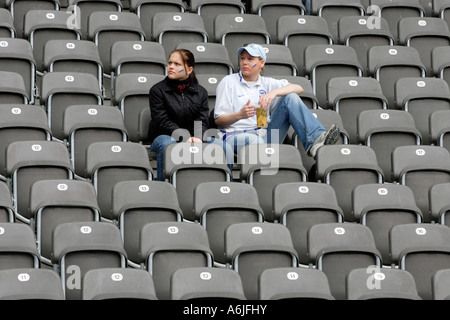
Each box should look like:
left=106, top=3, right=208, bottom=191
left=170, top=48, right=198, bottom=84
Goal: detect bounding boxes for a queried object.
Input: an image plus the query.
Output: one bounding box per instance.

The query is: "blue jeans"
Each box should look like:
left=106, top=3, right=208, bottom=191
left=222, top=93, right=325, bottom=158
left=150, top=135, right=235, bottom=181
left=302, top=0, right=311, bottom=14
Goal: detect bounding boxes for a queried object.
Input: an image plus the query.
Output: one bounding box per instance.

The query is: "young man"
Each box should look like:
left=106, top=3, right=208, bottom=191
left=214, top=43, right=339, bottom=162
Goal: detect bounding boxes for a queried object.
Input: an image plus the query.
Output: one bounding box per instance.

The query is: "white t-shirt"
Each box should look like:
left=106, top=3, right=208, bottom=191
left=214, top=72, right=289, bottom=137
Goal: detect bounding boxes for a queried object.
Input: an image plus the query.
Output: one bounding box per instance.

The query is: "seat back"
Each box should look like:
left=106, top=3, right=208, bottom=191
left=261, top=44, right=298, bottom=77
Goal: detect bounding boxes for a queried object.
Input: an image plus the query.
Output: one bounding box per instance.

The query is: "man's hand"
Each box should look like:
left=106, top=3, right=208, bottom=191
left=186, top=137, right=203, bottom=143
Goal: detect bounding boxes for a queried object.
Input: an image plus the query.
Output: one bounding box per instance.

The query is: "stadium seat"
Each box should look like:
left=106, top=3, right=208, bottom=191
left=30, top=179, right=100, bottom=265
left=0, top=268, right=64, bottom=300
left=51, top=221, right=127, bottom=300
left=272, top=182, right=344, bottom=265
left=307, top=222, right=382, bottom=300
left=193, top=181, right=264, bottom=265
left=431, top=45, right=450, bottom=86
left=0, top=181, right=14, bottom=223
left=40, top=71, right=103, bottom=141
left=432, top=268, right=450, bottom=300
left=171, top=267, right=246, bottom=300
left=429, top=182, right=450, bottom=226
left=390, top=223, right=450, bottom=300
left=304, top=44, right=363, bottom=108
left=0, top=8, right=15, bottom=37
left=110, top=180, right=183, bottom=267
left=82, top=267, right=158, bottom=300
left=314, top=144, right=384, bottom=221
left=346, top=268, right=422, bottom=300
left=0, top=104, right=52, bottom=179
left=357, top=109, right=422, bottom=182
left=139, top=221, right=214, bottom=300
left=0, top=70, right=31, bottom=104
left=238, top=143, right=308, bottom=222
left=5, top=140, right=74, bottom=225
left=352, top=183, right=422, bottom=265
left=62, top=104, right=128, bottom=179
left=430, top=109, right=450, bottom=153
left=391, top=145, right=450, bottom=222
left=85, top=141, right=153, bottom=221
left=259, top=267, right=335, bottom=300
left=327, top=76, right=388, bottom=144
left=260, top=44, right=298, bottom=77
left=395, top=77, right=450, bottom=145
left=224, top=222, right=299, bottom=300
left=434, top=0, right=450, bottom=29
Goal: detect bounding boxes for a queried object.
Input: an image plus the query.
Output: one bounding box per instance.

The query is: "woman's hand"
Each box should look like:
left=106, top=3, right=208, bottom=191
left=239, top=99, right=256, bottom=119
left=186, top=137, right=203, bottom=143
left=258, top=92, right=277, bottom=111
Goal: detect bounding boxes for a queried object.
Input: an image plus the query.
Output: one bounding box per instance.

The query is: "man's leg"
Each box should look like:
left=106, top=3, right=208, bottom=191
left=149, top=135, right=176, bottom=181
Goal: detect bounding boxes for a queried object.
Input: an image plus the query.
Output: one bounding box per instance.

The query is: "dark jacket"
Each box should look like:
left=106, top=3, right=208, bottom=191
left=148, top=76, right=210, bottom=143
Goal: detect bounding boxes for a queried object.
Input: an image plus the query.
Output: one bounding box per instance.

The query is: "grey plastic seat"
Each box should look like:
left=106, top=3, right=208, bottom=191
left=304, top=44, right=363, bottom=108
left=314, top=144, right=384, bottom=221
left=392, top=145, right=450, bottom=223
left=193, top=181, right=264, bottom=265
left=0, top=8, right=15, bottom=38
left=175, top=42, right=234, bottom=76
left=357, top=109, right=422, bottom=182
left=214, top=13, right=270, bottom=70
left=346, top=268, right=422, bottom=300
left=85, top=141, right=154, bottom=221
left=112, top=73, right=165, bottom=143
left=82, top=267, right=158, bottom=300
left=395, top=77, right=450, bottom=145
left=67, top=0, right=122, bottom=39
left=152, top=12, right=208, bottom=60
left=369, top=0, right=425, bottom=44
left=277, top=15, right=333, bottom=77
left=432, top=268, right=450, bottom=300
left=51, top=221, right=127, bottom=300
left=23, top=9, right=82, bottom=74
left=62, top=104, right=128, bottom=179
left=310, top=0, right=365, bottom=43
left=6, top=0, right=60, bottom=38
left=0, top=268, right=64, bottom=300
left=139, top=221, right=214, bottom=300
left=30, top=179, right=100, bottom=266
left=164, top=142, right=232, bottom=222
left=40, top=71, right=103, bottom=141
left=189, top=0, right=245, bottom=41
left=434, top=0, right=450, bottom=29
left=250, top=0, right=305, bottom=43
left=111, top=40, right=167, bottom=79
left=171, top=267, right=246, bottom=300
left=238, top=143, right=308, bottom=222
left=398, top=16, right=450, bottom=75
left=430, top=110, right=450, bottom=155
left=0, top=181, right=13, bottom=223
left=273, top=76, right=318, bottom=110
left=390, top=223, right=450, bottom=300
left=273, top=182, right=344, bottom=265
left=111, top=180, right=183, bottom=267
left=429, top=182, right=450, bottom=226
left=43, top=39, right=103, bottom=96
left=225, top=222, right=299, bottom=300
left=308, top=222, right=382, bottom=300
left=0, top=70, right=30, bottom=104
left=0, top=38, right=37, bottom=104
left=327, top=76, right=388, bottom=144
left=0, top=104, right=52, bottom=179
left=0, top=222, right=40, bottom=270
left=5, top=140, right=74, bottom=225
left=261, top=44, right=298, bottom=77
left=367, top=45, right=426, bottom=108
left=337, top=15, right=394, bottom=76
left=431, top=46, right=450, bottom=86
left=129, top=0, right=186, bottom=41
left=259, top=267, right=335, bottom=300
left=352, top=183, right=422, bottom=265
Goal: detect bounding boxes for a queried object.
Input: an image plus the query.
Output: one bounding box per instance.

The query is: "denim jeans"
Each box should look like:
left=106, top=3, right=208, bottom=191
left=302, top=0, right=311, bottom=14
left=222, top=93, right=325, bottom=159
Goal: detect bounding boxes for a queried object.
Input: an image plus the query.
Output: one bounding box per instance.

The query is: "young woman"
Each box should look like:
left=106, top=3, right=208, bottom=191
left=214, top=43, right=339, bottom=162
left=148, top=49, right=210, bottom=181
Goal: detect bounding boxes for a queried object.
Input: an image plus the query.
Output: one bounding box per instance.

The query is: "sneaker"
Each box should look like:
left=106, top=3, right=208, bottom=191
left=308, top=124, right=340, bottom=158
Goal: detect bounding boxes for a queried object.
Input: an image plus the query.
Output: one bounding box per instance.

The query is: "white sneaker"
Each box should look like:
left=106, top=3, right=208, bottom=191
left=308, top=124, right=340, bottom=158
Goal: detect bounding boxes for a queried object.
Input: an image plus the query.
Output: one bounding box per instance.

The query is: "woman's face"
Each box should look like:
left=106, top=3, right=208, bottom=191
left=239, top=51, right=264, bottom=80
left=167, top=52, right=192, bottom=80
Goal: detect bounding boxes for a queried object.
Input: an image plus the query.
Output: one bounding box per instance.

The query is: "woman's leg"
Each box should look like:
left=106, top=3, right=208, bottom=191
left=149, top=135, right=176, bottom=181
left=267, top=93, right=325, bottom=151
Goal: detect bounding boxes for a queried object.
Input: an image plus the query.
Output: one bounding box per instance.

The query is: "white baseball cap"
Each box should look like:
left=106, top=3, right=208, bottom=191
left=237, top=43, right=266, bottom=60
